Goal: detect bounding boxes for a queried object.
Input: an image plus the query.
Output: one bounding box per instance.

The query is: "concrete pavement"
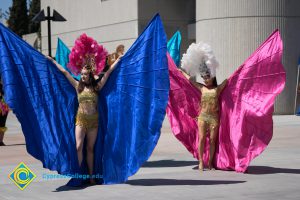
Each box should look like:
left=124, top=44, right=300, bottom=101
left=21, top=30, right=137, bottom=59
left=0, top=113, right=299, bottom=200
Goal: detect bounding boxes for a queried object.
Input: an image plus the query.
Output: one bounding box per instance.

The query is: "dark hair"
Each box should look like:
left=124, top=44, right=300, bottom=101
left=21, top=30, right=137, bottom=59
left=116, top=44, right=125, bottom=53
left=103, top=56, right=110, bottom=72
left=212, top=77, right=218, bottom=87
left=203, top=76, right=218, bottom=88
left=77, top=71, right=99, bottom=93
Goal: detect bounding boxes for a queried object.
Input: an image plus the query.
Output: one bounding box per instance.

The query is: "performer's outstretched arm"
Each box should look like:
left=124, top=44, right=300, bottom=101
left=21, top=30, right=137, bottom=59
left=47, top=56, right=78, bottom=89
left=218, top=79, right=228, bottom=94
left=97, top=55, right=122, bottom=90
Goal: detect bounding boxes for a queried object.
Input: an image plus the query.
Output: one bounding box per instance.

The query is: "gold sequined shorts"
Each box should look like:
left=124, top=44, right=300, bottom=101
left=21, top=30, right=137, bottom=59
left=75, top=112, right=98, bottom=130
left=197, top=112, right=219, bottom=129
left=0, top=127, right=7, bottom=133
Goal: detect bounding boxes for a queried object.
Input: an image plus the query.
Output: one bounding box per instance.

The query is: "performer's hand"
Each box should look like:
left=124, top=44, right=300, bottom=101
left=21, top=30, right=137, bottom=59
left=178, top=68, right=190, bottom=80
left=45, top=55, right=66, bottom=74
left=46, top=55, right=53, bottom=60
left=46, top=55, right=57, bottom=64
left=113, top=55, right=123, bottom=65
left=117, top=54, right=124, bottom=60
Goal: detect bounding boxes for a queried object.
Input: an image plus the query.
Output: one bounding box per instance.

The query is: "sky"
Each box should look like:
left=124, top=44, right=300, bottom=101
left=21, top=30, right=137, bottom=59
left=0, top=0, right=12, bottom=13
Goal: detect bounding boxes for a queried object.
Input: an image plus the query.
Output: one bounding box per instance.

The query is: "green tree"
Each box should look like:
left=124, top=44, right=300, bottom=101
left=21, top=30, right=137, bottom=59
left=0, top=9, right=4, bottom=20
left=28, top=0, right=40, bottom=33
left=7, top=0, right=29, bottom=36
left=0, top=8, right=9, bottom=22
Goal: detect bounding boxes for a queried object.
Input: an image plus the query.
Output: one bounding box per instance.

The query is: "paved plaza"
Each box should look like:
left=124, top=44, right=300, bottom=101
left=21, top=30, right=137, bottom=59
left=0, top=113, right=299, bottom=200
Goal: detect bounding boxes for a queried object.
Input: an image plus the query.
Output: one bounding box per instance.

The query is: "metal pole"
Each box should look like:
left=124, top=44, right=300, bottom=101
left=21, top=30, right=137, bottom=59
left=47, top=6, right=52, bottom=57
left=294, top=64, right=300, bottom=114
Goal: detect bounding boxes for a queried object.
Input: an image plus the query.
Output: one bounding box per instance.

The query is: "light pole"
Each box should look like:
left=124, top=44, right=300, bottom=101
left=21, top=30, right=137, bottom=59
left=32, top=6, right=66, bottom=57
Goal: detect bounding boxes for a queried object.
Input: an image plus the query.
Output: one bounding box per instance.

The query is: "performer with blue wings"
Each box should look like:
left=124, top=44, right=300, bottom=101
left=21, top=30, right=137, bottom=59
left=48, top=33, right=116, bottom=185
left=0, top=14, right=169, bottom=185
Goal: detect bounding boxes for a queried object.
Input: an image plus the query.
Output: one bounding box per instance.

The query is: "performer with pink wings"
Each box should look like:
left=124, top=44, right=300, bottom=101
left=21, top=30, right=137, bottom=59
left=166, top=30, right=286, bottom=172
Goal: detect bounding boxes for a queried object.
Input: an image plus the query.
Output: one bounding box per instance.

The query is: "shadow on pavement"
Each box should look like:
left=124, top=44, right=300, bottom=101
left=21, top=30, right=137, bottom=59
left=192, top=166, right=213, bottom=170
left=54, top=184, right=92, bottom=192
left=126, top=179, right=246, bottom=186
left=142, top=160, right=198, bottom=168
left=247, top=166, right=300, bottom=175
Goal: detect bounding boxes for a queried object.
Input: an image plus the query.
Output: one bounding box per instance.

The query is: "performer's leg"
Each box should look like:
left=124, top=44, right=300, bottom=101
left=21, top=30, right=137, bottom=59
left=198, top=119, right=207, bottom=171
left=0, top=113, right=8, bottom=146
left=0, top=131, right=5, bottom=146
left=75, top=125, right=86, bottom=166
left=86, top=127, right=98, bottom=184
left=208, top=122, right=219, bottom=170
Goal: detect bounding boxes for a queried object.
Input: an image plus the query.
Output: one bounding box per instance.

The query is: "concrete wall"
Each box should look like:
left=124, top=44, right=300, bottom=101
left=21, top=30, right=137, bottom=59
left=22, top=32, right=41, bottom=51
left=41, top=0, right=138, bottom=54
left=40, top=0, right=196, bottom=63
left=196, top=0, right=300, bottom=114
left=138, top=0, right=195, bottom=56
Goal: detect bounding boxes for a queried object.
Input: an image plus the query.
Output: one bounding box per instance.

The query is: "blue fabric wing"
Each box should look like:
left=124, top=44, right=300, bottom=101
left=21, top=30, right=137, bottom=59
left=0, top=13, right=169, bottom=185
left=167, top=31, right=181, bottom=66
left=98, top=14, right=169, bottom=184
left=0, top=23, right=79, bottom=175
left=55, top=38, right=80, bottom=80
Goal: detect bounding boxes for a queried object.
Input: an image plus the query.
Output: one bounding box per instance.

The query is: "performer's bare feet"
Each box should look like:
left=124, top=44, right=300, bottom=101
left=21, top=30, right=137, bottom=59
left=198, top=161, right=204, bottom=171
left=208, top=163, right=215, bottom=170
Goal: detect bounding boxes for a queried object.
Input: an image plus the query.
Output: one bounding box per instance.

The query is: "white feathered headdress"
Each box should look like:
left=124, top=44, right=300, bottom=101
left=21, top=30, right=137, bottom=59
left=181, top=42, right=219, bottom=81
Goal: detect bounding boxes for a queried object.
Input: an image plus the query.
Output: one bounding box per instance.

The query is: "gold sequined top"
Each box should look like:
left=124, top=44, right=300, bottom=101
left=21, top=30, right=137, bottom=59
left=200, top=88, right=219, bottom=114
left=78, top=90, right=97, bottom=103
left=75, top=90, right=99, bottom=129
left=77, top=90, right=98, bottom=115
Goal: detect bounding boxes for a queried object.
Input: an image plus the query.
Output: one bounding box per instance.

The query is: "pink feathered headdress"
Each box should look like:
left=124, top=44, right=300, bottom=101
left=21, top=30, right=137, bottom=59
left=68, top=33, right=108, bottom=76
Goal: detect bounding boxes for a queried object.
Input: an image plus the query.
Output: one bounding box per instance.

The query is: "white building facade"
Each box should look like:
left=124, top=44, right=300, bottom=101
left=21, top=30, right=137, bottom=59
left=41, top=0, right=195, bottom=54
left=40, top=0, right=300, bottom=114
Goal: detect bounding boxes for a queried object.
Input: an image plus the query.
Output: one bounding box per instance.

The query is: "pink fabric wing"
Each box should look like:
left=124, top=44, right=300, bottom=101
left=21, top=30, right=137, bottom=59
left=216, top=30, right=286, bottom=172
left=166, top=53, right=201, bottom=159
